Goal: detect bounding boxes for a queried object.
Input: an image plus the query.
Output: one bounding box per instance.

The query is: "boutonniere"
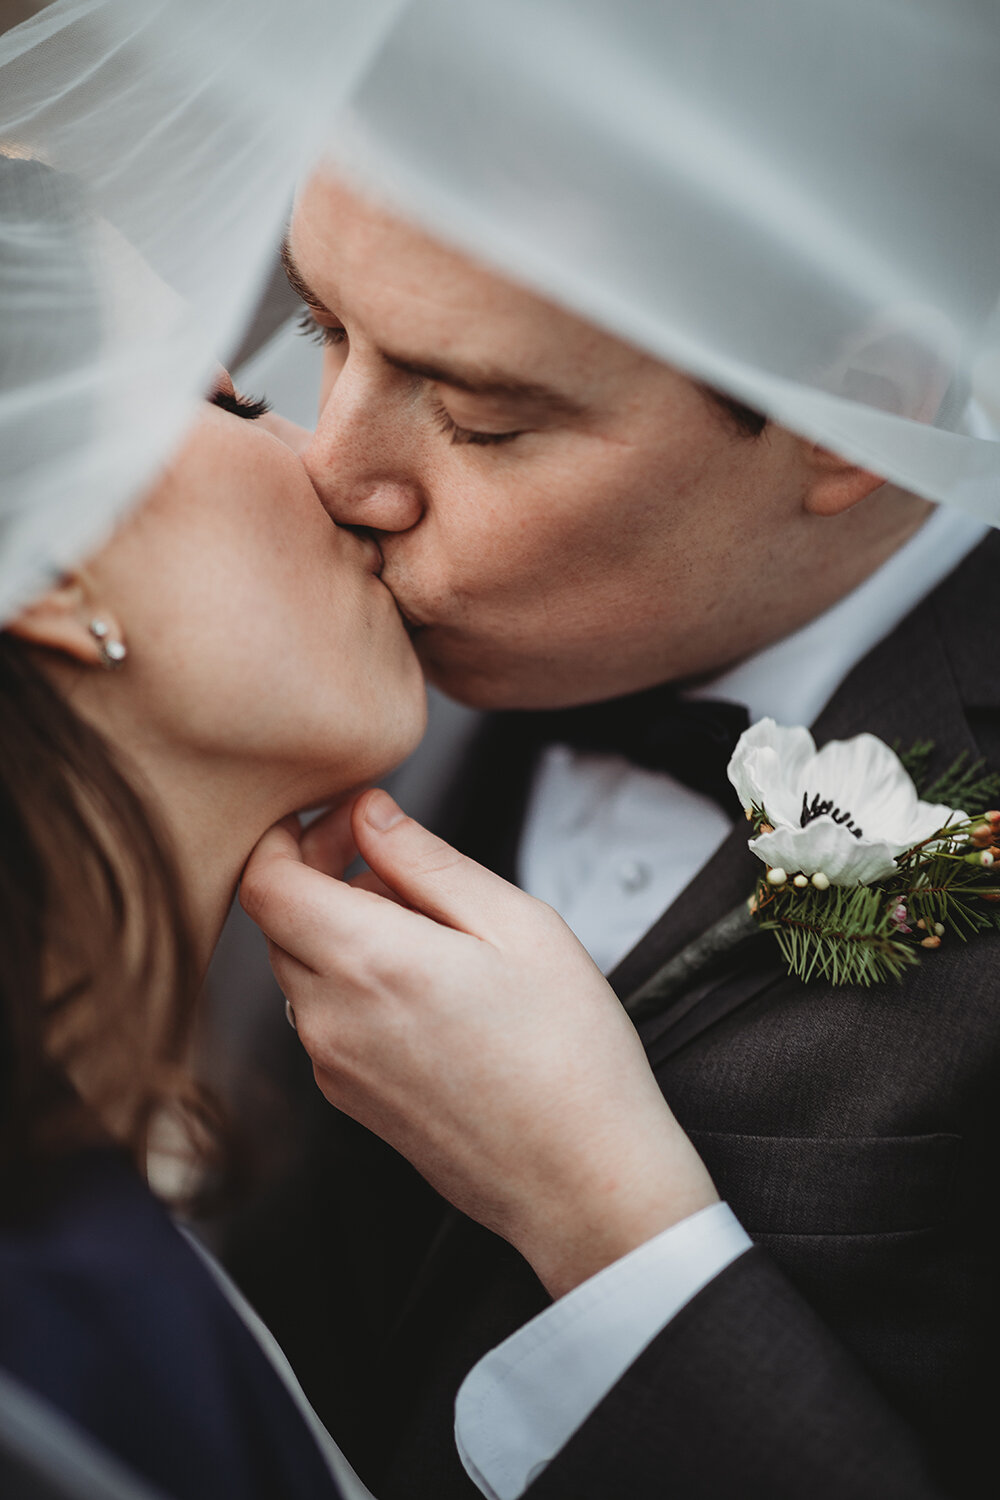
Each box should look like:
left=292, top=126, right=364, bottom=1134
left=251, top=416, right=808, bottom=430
left=624, top=720, right=1000, bottom=1021
left=731, top=720, right=1000, bottom=986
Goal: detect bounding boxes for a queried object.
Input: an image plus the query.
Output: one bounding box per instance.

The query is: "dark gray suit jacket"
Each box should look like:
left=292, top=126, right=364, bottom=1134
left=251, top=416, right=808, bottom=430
left=348, top=530, right=1000, bottom=1499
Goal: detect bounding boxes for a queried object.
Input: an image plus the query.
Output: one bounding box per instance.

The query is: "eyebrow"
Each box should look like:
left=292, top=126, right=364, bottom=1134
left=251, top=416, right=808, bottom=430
left=380, top=350, right=585, bottom=416
left=281, top=236, right=324, bottom=310
left=280, top=236, right=586, bottom=418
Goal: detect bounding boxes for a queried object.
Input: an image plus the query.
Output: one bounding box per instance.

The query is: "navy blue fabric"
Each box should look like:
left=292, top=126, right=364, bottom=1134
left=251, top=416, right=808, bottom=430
left=0, top=1148, right=342, bottom=1500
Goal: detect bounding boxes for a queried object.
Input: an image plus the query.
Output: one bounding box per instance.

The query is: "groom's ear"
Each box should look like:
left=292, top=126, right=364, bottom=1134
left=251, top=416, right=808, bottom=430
left=6, top=572, right=122, bottom=668
left=801, top=442, right=887, bottom=518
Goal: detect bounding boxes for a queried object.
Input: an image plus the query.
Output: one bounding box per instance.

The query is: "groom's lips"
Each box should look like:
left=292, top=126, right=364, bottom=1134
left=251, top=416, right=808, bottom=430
left=363, top=540, right=422, bottom=636
left=385, top=585, right=426, bottom=639
left=372, top=547, right=427, bottom=639
left=397, top=603, right=425, bottom=640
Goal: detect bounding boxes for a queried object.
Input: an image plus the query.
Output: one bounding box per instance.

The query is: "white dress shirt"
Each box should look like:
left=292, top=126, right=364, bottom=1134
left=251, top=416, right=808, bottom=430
left=455, top=499, right=990, bottom=1500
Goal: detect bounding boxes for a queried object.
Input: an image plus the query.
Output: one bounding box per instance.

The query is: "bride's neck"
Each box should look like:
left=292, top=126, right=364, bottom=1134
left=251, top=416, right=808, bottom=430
left=136, top=754, right=310, bottom=979
left=50, top=687, right=347, bottom=985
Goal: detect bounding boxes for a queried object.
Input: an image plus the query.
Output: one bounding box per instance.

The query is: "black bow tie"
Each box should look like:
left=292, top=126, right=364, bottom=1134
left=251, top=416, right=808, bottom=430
left=519, top=683, right=750, bottom=812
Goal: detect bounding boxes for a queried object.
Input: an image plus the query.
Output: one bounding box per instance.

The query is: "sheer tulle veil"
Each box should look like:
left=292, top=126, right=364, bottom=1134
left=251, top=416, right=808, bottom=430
left=0, top=0, right=407, bottom=622
left=2, top=0, right=999, bottom=624
left=329, top=0, right=1000, bottom=513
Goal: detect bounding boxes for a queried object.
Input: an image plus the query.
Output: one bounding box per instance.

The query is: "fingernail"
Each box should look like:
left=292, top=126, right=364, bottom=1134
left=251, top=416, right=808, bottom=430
left=365, top=789, right=404, bottom=832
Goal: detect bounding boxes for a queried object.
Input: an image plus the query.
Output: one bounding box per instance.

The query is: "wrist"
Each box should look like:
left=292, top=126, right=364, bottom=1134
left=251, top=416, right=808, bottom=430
left=510, top=1132, right=720, bottom=1300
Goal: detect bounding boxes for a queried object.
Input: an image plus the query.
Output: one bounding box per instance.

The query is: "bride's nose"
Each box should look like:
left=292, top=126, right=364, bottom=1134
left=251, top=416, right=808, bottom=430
left=257, top=410, right=313, bottom=455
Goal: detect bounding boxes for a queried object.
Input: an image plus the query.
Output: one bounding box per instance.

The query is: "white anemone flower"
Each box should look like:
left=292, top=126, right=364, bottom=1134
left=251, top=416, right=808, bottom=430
left=727, top=719, right=964, bottom=885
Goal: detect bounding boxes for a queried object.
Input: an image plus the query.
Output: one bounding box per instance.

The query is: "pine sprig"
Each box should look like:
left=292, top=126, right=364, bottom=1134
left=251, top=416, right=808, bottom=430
left=892, top=834, right=1000, bottom=941
left=755, top=882, right=917, bottom=987
left=753, top=814, right=1000, bottom=986
left=893, top=737, right=1000, bottom=810
left=894, top=737, right=935, bottom=788
left=921, top=751, right=1000, bottom=811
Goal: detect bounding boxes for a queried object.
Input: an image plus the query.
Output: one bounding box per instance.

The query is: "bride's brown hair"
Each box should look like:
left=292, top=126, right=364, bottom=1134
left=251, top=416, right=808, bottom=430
left=0, top=630, right=224, bottom=1198
left=0, top=155, right=228, bottom=1200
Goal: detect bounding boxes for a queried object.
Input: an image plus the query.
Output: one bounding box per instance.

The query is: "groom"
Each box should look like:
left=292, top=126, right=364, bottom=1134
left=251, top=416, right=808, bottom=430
left=241, top=171, right=999, bottom=1500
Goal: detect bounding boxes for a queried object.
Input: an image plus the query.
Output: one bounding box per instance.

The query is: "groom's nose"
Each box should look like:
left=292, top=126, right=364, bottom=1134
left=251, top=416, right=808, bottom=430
left=302, top=378, right=424, bottom=535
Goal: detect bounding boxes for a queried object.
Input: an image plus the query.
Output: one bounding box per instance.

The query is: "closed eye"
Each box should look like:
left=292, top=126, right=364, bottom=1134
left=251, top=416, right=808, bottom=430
left=295, top=307, right=524, bottom=444
left=430, top=398, right=525, bottom=447
left=209, top=388, right=272, bottom=420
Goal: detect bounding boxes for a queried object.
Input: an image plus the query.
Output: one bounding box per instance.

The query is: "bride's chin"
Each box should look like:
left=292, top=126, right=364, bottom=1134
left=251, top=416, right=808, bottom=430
left=358, top=700, right=428, bottom=788
left=296, top=690, right=428, bottom=811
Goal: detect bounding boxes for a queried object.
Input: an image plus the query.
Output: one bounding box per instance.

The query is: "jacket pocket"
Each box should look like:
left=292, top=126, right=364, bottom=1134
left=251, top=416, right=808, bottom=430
left=686, top=1130, right=961, bottom=1236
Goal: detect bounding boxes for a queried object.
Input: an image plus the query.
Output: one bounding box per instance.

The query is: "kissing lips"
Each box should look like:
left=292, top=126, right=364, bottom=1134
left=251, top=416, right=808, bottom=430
left=398, top=605, right=425, bottom=641
left=375, top=559, right=427, bottom=638
left=387, top=592, right=425, bottom=640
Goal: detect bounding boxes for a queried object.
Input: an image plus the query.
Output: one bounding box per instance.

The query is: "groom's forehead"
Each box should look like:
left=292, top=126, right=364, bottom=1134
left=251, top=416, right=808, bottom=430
left=288, top=174, right=648, bottom=399
left=281, top=236, right=580, bottom=416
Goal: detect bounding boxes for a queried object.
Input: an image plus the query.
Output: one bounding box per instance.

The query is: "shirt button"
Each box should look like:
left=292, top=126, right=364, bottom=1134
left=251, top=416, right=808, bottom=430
left=617, top=858, right=652, bottom=893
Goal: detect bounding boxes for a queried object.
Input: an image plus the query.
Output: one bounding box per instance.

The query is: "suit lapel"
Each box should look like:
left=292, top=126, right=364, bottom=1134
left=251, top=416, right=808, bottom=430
left=609, top=535, right=995, bottom=1065
left=607, top=818, right=759, bottom=1001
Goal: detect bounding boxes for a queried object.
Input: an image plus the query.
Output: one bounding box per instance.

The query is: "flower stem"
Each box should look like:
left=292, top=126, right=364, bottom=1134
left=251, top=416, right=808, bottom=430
left=623, top=900, right=760, bottom=1024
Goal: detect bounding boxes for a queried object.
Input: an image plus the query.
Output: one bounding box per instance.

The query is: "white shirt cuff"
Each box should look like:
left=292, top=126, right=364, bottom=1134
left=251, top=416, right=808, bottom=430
left=455, top=1201, right=751, bottom=1500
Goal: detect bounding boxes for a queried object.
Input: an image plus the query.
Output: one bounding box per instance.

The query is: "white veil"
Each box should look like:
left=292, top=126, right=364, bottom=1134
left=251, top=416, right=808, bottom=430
left=330, top=0, right=1000, bottom=518
left=0, top=0, right=405, bottom=623
left=1, top=0, right=998, bottom=629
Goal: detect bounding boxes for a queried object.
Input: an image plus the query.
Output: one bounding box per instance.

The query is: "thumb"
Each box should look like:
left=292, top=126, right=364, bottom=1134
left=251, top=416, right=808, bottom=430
left=299, top=796, right=358, bottom=879
left=351, top=789, right=521, bottom=937
left=240, top=815, right=351, bottom=971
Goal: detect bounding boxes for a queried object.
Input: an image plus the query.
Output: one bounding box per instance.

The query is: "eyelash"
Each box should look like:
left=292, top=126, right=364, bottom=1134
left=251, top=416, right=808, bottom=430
left=430, top=400, right=523, bottom=447
left=209, top=388, right=272, bottom=421
left=297, top=307, right=346, bottom=347
left=297, top=307, right=523, bottom=447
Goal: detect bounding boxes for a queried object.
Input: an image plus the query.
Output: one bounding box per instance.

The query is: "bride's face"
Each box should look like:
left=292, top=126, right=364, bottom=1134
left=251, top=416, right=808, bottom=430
left=86, top=387, right=427, bottom=806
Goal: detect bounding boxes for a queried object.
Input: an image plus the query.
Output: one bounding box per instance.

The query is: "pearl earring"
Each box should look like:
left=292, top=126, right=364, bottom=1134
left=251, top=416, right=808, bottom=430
left=88, top=618, right=127, bottom=670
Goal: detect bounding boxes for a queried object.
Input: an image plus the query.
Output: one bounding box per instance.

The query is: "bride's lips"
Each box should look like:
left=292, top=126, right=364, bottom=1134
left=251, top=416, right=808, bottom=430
left=360, top=534, right=383, bottom=574
left=340, top=524, right=384, bottom=577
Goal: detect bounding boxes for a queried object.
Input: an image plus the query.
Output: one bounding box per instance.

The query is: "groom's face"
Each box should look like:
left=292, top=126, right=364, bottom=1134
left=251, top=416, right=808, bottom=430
left=290, top=176, right=806, bottom=710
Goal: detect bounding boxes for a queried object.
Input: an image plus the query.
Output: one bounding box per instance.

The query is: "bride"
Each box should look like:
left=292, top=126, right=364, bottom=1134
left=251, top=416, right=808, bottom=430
left=0, top=159, right=426, bottom=1500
